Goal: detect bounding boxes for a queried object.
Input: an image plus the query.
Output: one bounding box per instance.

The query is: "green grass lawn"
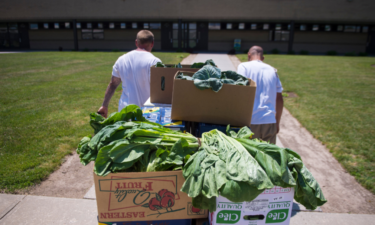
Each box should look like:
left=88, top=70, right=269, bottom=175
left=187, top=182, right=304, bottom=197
left=237, top=54, right=375, bottom=194
left=0, top=51, right=189, bottom=193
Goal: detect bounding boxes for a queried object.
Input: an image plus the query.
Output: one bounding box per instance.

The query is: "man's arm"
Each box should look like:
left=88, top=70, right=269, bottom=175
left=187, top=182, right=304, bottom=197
left=97, top=76, right=122, bottom=118
left=276, top=92, right=284, bottom=133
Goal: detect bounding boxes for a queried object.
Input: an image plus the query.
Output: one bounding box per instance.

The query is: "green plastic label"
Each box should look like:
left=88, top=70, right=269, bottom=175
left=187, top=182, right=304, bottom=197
left=216, top=210, right=241, bottom=224
left=266, top=209, right=289, bottom=223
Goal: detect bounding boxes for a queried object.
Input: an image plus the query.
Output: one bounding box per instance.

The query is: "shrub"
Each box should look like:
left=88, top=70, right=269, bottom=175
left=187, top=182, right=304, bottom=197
left=358, top=52, right=368, bottom=56
left=243, top=49, right=249, bottom=54
left=344, top=52, right=356, bottom=56
left=271, top=49, right=280, bottom=54
left=287, top=50, right=295, bottom=55
left=326, top=50, right=337, bottom=56
left=112, top=49, right=120, bottom=52
left=82, top=48, right=89, bottom=52
left=228, top=49, right=236, bottom=55
left=300, top=50, right=309, bottom=55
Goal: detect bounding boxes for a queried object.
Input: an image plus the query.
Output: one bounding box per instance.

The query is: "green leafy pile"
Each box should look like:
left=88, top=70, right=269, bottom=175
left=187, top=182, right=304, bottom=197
left=190, top=59, right=216, bottom=68
left=181, top=127, right=327, bottom=212
left=176, top=65, right=249, bottom=92
left=154, top=62, right=182, bottom=68
left=76, top=105, right=199, bottom=176
left=181, top=129, right=273, bottom=212
left=231, top=127, right=327, bottom=211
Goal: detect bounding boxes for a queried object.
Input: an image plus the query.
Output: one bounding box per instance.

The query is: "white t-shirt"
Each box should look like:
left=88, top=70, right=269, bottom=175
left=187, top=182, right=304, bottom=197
left=237, top=60, right=283, bottom=125
left=112, top=50, right=161, bottom=111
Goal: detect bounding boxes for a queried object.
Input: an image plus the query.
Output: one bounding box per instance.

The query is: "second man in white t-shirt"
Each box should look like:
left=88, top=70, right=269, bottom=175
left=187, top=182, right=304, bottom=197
left=237, top=46, right=284, bottom=144
left=97, top=30, right=161, bottom=117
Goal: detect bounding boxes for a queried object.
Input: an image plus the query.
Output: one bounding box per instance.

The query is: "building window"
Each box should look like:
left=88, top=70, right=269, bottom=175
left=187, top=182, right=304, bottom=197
left=275, top=24, right=281, bottom=30
left=274, top=31, right=289, bottom=41
left=109, top=23, right=115, bottom=29
left=263, top=24, right=269, bottom=30
left=356, top=26, right=361, bottom=32
left=98, top=23, right=103, bottom=29
left=30, top=23, right=38, bottom=30
left=312, top=25, right=319, bottom=31
left=344, top=25, right=356, bottom=32
left=65, top=22, right=70, bottom=29
left=226, top=23, right=232, bottom=29
left=132, top=23, right=138, bottom=29
left=121, top=23, right=126, bottom=29
left=251, top=24, right=257, bottom=30
left=325, top=25, right=331, bottom=31
left=76, top=23, right=81, bottom=29
left=239, top=23, right=245, bottom=30
left=87, top=23, right=92, bottom=29
left=269, top=30, right=273, bottom=41
left=337, top=25, right=343, bottom=31
left=144, top=23, right=149, bottom=29
left=54, top=23, right=59, bottom=29
left=9, top=23, right=17, bottom=30
left=82, top=29, right=93, bottom=39
left=44, top=23, right=49, bottom=29
left=209, top=23, right=220, bottom=30
left=150, top=23, right=161, bottom=29
left=363, top=26, right=369, bottom=33
left=82, top=29, right=104, bottom=40
left=93, top=29, right=104, bottom=39
left=300, top=25, right=306, bottom=31
left=172, top=22, right=178, bottom=48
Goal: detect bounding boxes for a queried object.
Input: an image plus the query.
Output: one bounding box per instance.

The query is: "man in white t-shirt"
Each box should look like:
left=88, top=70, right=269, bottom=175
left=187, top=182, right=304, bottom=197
left=97, top=30, right=161, bottom=117
left=237, top=46, right=284, bottom=144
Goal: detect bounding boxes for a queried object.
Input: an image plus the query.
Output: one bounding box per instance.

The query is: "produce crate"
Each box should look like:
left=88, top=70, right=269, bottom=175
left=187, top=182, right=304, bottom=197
left=150, top=65, right=200, bottom=104
left=171, top=71, right=256, bottom=127
left=94, top=170, right=208, bottom=223
left=209, top=187, right=294, bottom=225
left=98, top=217, right=192, bottom=225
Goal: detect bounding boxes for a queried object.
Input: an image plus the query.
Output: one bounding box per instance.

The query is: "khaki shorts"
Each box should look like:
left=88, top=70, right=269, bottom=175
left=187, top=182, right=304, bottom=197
left=250, top=123, right=277, bottom=144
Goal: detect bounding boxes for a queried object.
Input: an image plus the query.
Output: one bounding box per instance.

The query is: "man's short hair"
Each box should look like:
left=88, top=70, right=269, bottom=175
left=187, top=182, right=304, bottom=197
left=248, top=46, right=264, bottom=57
left=136, top=30, right=154, bottom=45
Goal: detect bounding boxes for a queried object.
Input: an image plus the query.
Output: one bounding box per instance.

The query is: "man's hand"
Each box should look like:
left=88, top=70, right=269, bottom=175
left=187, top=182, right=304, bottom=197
left=97, top=106, right=108, bottom=118
left=99, top=76, right=121, bottom=118
left=276, top=92, right=284, bottom=134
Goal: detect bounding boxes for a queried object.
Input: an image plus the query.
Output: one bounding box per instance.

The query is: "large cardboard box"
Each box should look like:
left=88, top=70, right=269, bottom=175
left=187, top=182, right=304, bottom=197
left=150, top=65, right=200, bottom=104
left=94, top=170, right=208, bottom=223
left=209, top=187, right=294, bottom=225
left=171, top=71, right=257, bottom=127
left=98, top=218, right=192, bottom=225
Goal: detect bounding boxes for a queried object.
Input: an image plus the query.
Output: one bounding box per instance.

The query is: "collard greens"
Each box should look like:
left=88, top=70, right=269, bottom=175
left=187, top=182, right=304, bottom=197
left=77, top=105, right=198, bottom=176
left=176, top=65, right=249, bottom=92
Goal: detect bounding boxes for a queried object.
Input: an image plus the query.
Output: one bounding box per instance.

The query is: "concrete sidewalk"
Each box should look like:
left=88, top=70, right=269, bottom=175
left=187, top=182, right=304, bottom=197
left=1, top=193, right=374, bottom=225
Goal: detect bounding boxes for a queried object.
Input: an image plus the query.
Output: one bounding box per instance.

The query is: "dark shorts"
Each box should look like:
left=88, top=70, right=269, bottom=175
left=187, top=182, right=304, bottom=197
left=250, top=123, right=277, bottom=144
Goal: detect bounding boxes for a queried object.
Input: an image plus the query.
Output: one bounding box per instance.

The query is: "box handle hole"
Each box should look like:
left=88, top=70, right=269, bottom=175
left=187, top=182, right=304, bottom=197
left=161, top=76, right=165, bottom=91
left=243, top=215, right=265, bottom=221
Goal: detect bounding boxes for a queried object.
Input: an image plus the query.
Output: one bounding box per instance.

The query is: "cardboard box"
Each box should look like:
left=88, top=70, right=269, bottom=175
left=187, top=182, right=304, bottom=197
left=142, top=107, right=162, bottom=124
left=94, top=170, right=208, bottom=223
left=195, top=218, right=209, bottom=225
left=171, top=72, right=256, bottom=127
left=160, top=107, right=186, bottom=132
left=150, top=65, right=200, bottom=104
left=209, top=187, right=294, bottom=225
left=98, top=218, right=192, bottom=225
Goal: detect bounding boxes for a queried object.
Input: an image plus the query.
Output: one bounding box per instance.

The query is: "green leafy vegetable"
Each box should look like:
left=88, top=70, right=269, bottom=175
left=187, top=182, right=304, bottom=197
left=154, top=62, right=182, bottom=68
left=228, top=126, right=327, bottom=210
left=176, top=65, right=249, bottom=92
left=191, top=59, right=217, bottom=68
left=77, top=105, right=199, bottom=176
left=181, top=129, right=273, bottom=212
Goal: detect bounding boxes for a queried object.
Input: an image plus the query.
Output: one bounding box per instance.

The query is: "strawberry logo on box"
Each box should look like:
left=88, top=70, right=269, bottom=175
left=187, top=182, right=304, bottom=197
left=142, top=189, right=184, bottom=217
